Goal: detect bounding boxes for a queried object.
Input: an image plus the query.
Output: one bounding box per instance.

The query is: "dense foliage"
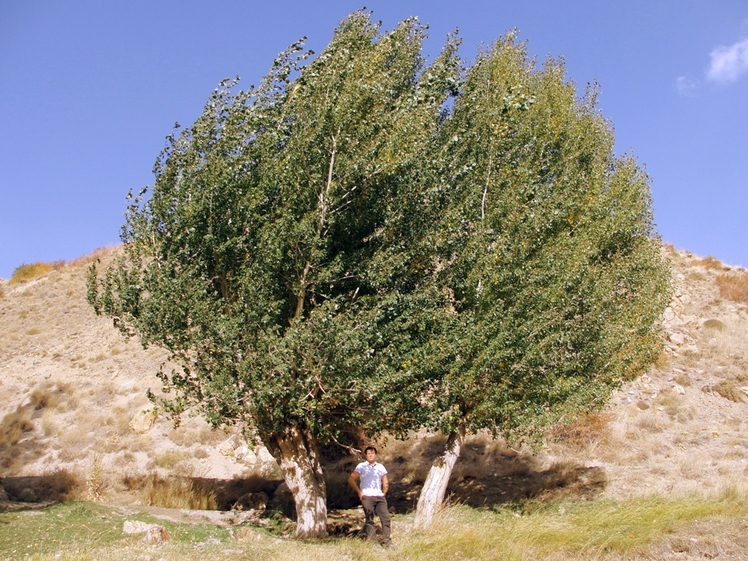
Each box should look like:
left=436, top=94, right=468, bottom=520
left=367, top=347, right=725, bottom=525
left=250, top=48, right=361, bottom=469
left=417, top=36, right=671, bottom=442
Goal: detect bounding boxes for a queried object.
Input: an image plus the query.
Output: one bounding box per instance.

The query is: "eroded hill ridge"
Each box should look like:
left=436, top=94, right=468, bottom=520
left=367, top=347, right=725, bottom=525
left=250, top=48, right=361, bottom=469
left=1, top=245, right=747, bottom=509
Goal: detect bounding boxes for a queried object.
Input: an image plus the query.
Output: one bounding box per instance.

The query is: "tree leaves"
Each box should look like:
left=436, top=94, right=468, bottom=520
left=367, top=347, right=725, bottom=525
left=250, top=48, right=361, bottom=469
left=87, top=12, right=669, bottom=456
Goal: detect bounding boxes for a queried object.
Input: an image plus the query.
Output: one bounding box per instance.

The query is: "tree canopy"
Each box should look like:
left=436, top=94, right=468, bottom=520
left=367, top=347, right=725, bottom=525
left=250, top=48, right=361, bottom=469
left=405, top=35, right=670, bottom=525
left=423, top=36, right=669, bottom=438
left=88, top=11, right=670, bottom=537
left=89, top=12, right=460, bottom=538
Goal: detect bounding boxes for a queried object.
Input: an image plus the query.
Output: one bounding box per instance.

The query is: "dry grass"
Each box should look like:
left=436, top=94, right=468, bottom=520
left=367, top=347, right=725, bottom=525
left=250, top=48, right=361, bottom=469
left=705, top=379, right=745, bottom=403
left=0, top=406, right=33, bottom=451
left=689, top=255, right=728, bottom=271
left=85, top=455, right=105, bottom=501
left=550, top=412, right=615, bottom=451
left=29, top=381, right=74, bottom=411
left=153, top=450, right=189, bottom=470
left=716, top=271, right=748, bottom=305
left=8, top=260, right=65, bottom=284
left=126, top=473, right=218, bottom=510
left=67, top=245, right=117, bottom=268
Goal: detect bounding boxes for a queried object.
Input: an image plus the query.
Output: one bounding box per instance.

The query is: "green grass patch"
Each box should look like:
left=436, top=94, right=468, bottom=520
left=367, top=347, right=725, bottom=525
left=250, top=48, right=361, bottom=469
left=0, top=490, right=746, bottom=560
left=0, top=501, right=231, bottom=560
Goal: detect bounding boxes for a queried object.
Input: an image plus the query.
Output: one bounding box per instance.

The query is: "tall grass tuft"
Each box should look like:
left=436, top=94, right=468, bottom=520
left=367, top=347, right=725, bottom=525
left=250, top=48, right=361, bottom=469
left=0, top=406, right=33, bottom=449
left=705, top=379, right=745, bottom=403
left=690, top=256, right=728, bottom=271
left=549, top=411, right=614, bottom=450
left=9, top=260, right=65, bottom=284
left=716, top=271, right=748, bottom=305
left=406, top=491, right=748, bottom=560
left=128, top=473, right=217, bottom=510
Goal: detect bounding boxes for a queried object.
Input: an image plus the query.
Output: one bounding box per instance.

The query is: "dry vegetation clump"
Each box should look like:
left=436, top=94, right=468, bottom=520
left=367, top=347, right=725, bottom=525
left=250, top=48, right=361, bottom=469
left=704, top=379, right=745, bottom=403
left=67, top=246, right=117, bottom=268
left=119, top=473, right=283, bottom=512
left=0, top=406, right=34, bottom=452
left=8, top=260, right=65, bottom=284
left=29, top=380, right=75, bottom=411
left=716, top=270, right=748, bottom=305
left=0, top=469, right=82, bottom=502
left=124, top=473, right=217, bottom=509
left=549, top=411, right=615, bottom=451
left=152, top=450, right=189, bottom=470
left=689, top=255, right=729, bottom=271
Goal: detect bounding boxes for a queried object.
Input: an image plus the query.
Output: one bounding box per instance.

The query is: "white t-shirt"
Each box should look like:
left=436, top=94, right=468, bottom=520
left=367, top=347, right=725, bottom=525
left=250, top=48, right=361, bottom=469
left=355, top=461, right=388, bottom=497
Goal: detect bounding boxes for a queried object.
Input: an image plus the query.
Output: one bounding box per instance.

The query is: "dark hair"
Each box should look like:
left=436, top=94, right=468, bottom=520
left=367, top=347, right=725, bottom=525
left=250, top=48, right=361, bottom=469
left=364, top=445, right=377, bottom=454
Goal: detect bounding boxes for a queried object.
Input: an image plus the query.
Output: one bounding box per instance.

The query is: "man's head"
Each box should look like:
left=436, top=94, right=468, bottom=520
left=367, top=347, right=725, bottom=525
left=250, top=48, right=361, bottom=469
left=364, top=445, right=377, bottom=464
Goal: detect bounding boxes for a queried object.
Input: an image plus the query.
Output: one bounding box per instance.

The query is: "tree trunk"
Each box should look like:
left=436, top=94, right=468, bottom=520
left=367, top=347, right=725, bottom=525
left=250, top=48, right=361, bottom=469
left=414, top=425, right=466, bottom=528
left=264, top=425, right=328, bottom=539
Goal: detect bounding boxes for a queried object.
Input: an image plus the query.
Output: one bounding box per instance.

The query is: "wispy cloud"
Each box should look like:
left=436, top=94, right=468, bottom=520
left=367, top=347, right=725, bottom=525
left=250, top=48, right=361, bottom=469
left=707, top=37, right=748, bottom=82
left=675, top=76, right=697, bottom=96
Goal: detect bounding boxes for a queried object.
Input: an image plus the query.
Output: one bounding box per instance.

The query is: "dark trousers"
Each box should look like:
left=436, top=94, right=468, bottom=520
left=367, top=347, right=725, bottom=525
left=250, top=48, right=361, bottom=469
left=360, top=495, right=391, bottom=544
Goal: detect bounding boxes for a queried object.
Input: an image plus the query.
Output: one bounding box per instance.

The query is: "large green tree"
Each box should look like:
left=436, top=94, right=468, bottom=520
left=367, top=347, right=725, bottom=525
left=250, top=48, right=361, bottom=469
left=411, top=35, right=671, bottom=526
left=88, top=12, right=670, bottom=537
left=88, top=12, right=458, bottom=538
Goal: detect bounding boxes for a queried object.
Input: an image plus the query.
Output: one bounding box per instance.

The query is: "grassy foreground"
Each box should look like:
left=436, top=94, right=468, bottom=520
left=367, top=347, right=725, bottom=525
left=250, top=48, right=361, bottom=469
left=1, top=490, right=747, bottom=560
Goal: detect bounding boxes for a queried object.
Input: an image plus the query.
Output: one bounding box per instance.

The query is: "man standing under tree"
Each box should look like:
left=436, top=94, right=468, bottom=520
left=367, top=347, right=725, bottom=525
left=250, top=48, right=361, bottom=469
left=349, top=446, right=392, bottom=547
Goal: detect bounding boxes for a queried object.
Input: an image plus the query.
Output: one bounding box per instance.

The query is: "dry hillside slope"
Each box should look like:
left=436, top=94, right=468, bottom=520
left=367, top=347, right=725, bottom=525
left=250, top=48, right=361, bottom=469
left=1, top=244, right=747, bottom=513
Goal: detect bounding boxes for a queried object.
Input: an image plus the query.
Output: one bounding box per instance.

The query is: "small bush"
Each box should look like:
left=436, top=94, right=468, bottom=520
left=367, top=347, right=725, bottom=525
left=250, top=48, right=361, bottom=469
left=706, top=380, right=745, bottom=403
left=29, top=381, right=74, bottom=411
left=549, top=411, right=615, bottom=449
left=86, top=455, right=106, bottom=501
left=128, top=473, right=217, bottom=510
left=716, top=272, right=748, bottom=305
left=654, top=351, right=669, bottom=370
left=41, top=410, right=60, bottom=436
left=0, top=469, right=82, bottom=502
left=153, top=450, right=188, bottom=469
left=0, top=407, right=34, bottom=448
left=691, top=256, right=728, bottom=271
left=168, top=426, right=199, bottom=447
left=9, top=260, right=65, bottom=284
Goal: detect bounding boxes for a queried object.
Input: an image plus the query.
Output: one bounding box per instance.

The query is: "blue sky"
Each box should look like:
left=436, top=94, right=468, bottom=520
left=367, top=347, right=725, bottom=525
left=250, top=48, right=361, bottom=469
left=1, top=1, right=746, bottom=279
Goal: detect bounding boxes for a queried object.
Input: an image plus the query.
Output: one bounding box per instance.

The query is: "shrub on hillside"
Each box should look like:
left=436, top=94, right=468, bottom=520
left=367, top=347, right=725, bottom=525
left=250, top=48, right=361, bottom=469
left=691, top=256, right=729, bottom=271
left=716, top=272, right=748, bottom=305
left=705, top=380, right=745, bottom=403
left=9, top=260, right=65, bottom=284
left=549, top=411, right=615, bottom=450
left=126, top=474, right=217, bottom=510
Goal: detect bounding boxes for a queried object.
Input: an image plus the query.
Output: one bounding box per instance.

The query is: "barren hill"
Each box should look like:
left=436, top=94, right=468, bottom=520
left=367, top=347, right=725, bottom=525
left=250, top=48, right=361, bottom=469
left=1, top=244, right=747, bottom=513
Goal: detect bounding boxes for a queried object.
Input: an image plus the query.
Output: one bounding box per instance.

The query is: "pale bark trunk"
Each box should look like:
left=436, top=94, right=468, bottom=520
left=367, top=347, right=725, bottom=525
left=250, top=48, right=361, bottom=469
left=264, top=425, right=328, bottom=539
left=414, top=425, right=466, bottom=529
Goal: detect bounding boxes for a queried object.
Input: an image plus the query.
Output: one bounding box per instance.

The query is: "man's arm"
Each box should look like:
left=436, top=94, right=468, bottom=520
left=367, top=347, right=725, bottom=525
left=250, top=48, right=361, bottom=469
left=348, top=471, right=363, bottom=499
left=381, top=474, right=389, bottom=496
